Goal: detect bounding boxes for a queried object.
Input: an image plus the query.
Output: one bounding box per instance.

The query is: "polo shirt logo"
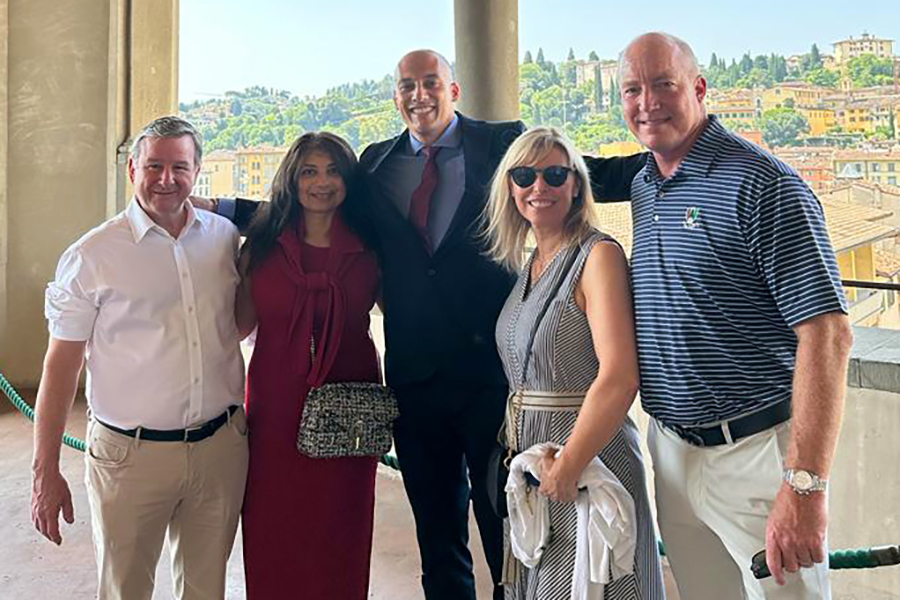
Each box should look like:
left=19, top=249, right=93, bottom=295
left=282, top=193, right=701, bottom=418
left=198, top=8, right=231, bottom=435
left=683, top=207, right=702, bottom=230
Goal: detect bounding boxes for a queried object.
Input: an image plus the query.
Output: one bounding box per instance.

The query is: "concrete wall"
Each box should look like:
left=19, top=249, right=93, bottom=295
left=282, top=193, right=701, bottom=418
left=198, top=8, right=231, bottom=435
left=829, top=386, right=900, bottom=599
left=0, top=0, right=178, bottom=387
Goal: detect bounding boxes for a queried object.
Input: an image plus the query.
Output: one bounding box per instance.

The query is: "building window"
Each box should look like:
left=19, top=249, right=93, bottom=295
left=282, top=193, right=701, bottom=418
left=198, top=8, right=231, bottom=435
left=872, top=163, right=881, bottom=172
left=889, top=177, right=897, bottom=185
left=889, top=163, right=896, bottom=172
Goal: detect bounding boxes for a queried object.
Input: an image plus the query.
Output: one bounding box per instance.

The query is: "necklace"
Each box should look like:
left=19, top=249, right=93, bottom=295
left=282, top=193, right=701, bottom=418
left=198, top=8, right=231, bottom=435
left=531, top=244, right=565, bottom=284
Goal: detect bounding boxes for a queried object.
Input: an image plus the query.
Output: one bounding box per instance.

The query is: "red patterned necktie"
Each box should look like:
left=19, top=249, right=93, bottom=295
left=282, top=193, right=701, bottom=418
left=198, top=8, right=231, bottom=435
left=409, top=146, right=442, bottom=253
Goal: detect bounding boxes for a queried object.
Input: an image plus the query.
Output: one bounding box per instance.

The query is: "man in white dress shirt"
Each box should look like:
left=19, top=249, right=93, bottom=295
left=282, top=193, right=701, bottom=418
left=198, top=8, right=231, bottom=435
left=30, top=116, right=248, bottom=600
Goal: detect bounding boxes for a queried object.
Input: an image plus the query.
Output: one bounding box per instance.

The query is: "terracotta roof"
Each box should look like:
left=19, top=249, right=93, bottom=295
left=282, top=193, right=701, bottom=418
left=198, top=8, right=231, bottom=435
left=829, top=180, right=900, bottom=196
left=821, top=200, right=896, bottom=252
left=834, top=150, right=900, bottom=161
left=205, top=149, right=235, bottom=160
left=875, top=249, right=900, bottom=277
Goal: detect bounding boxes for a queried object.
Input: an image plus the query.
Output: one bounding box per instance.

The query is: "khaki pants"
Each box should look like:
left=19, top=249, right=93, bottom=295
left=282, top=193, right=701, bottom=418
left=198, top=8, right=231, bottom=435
left=649, top=418, right=830, bottom=600
left=84, top=408, right=249, bottom=600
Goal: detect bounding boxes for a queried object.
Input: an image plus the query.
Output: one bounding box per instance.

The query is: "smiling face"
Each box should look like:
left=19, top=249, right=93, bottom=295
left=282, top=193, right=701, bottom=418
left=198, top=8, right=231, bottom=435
left=128, top=135, right=200, bottom=219
left=620, top=34, right=708, bottom=171
left=296, top=150, right=347, bottom=216
left=511, top=145, right=580, bottom=233
left=393, top=51, right=460, bottom=145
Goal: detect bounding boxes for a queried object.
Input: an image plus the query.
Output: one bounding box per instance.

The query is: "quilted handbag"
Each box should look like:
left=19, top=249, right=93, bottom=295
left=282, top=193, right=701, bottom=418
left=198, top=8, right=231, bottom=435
left=297, top=382, right=399, bottom=459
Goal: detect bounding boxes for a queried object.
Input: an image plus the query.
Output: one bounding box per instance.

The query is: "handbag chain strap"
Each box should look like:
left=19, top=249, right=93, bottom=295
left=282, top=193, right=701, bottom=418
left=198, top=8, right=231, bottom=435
left=507, top=243, right=580, bottom=456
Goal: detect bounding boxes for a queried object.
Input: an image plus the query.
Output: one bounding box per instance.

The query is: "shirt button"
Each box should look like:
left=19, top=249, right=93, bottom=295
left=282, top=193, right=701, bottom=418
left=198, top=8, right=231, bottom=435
left=188, top=306, right=194, bottom=313
left=192, top=341, right=199, bottom=348
left=194, top=377, right=200, bottom=384
left=653, top=215, right=659, bottom=222
left=426, top=268, right=437, bottom=277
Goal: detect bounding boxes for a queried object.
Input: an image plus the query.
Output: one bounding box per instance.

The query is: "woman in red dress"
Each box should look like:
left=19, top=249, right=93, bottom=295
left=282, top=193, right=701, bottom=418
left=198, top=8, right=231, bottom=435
left=236, top=132, right=381, bottom=598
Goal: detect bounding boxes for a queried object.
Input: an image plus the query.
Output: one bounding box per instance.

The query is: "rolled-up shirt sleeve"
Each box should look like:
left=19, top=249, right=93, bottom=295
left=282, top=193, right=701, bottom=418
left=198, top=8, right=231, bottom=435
left=45, top=245, right=99, bottom=341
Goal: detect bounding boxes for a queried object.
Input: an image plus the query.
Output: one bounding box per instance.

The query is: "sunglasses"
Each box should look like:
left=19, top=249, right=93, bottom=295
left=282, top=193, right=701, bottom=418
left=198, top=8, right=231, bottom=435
left=508, top=165, right=573, bottom=188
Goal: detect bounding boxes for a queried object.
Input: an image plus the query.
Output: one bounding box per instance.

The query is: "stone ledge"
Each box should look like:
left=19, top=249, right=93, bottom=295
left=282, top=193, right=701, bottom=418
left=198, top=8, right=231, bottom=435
left=849, top=326, right=900, bottom=394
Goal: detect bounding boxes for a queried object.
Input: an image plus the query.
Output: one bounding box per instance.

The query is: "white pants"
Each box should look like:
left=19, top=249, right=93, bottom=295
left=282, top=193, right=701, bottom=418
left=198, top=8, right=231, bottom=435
left=648, top=418, right=830, bottom=600
left=85, top=408, right=249, bottom=600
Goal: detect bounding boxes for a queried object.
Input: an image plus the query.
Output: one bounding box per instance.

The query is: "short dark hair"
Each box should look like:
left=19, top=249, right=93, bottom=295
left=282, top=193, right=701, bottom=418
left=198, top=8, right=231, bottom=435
left=131, top=116, right=203, bottom=166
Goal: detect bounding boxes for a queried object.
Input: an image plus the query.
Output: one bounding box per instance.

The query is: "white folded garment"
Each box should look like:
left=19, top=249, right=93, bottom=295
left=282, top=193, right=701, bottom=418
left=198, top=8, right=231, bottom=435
left=506, top=442, right=637, bottom=600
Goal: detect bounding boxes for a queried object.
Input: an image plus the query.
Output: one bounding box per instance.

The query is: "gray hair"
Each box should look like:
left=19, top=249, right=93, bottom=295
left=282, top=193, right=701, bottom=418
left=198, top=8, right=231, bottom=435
left=393, top=49, right=456, bottom=85
left=131, top=116, right=203, bottom=165
left=617, top=32, right=701, bottom=82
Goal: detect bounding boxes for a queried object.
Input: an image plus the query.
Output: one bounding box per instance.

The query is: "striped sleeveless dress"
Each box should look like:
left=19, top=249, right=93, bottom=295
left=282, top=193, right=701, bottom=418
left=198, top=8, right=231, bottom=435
left=496, top=230, right=665, bottom=600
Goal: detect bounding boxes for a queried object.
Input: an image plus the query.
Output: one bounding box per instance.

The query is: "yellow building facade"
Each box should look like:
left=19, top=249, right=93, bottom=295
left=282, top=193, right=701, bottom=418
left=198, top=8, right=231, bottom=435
left=236, top=146, right=287, bottom=199
left=797, top=107, right=837, bottom=136
left=834, top=152, right=900, bottom=187
left=203, top=150, right=236, bottom=197
left=761, top=84, right=830, bottom=112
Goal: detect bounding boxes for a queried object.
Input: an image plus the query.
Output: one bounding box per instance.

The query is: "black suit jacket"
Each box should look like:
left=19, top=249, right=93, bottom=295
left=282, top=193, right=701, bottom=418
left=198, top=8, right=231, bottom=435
left=359, top=114, right=525, bottom=387
left=359, top=113, right=646, bottom=388
left=233, top=114, right=646, bottom=388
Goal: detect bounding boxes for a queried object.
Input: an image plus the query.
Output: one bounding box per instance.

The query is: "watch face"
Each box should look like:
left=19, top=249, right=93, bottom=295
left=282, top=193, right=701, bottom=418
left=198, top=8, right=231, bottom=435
left=793, top=470, right=814, bottom=490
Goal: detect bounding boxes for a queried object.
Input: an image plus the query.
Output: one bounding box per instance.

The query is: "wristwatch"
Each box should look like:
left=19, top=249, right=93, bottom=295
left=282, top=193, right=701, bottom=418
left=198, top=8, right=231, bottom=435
left=783, top=468, right=827, bottom=495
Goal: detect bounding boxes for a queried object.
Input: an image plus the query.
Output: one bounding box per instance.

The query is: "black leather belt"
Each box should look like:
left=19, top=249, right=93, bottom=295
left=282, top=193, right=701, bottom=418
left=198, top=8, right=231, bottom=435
left=663, top=400, right=791, bottom=447
left=97, top=405, right=240, bottom=443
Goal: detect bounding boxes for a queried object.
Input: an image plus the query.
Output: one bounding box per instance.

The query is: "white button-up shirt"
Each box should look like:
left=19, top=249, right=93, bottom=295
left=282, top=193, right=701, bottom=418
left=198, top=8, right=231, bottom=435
left=45, top=198, right=244, bottom=430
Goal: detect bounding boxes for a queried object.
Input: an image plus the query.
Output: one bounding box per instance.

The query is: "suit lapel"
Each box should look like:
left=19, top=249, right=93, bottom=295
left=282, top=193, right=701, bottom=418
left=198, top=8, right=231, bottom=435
left=365, top=132, right=411, bottom=229
left=435, top=116, right=492, bottom=257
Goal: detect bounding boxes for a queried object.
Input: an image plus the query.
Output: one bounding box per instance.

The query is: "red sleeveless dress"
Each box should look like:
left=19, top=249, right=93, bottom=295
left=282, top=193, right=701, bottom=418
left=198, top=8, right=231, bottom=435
left=241, top=214, right=380, bottom=599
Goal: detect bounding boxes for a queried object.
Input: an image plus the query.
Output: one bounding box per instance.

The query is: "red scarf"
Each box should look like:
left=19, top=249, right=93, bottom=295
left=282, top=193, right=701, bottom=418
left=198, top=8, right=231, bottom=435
left=275, top=212, right=364, bottom=388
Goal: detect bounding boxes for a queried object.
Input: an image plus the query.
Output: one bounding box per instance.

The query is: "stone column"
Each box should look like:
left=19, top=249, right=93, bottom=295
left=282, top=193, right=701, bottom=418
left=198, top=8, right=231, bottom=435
left=453, top=0, right=519, bottom=121
left=0, top=0, right=9, bottom=377
left=0, top=0, right=178, bottom=387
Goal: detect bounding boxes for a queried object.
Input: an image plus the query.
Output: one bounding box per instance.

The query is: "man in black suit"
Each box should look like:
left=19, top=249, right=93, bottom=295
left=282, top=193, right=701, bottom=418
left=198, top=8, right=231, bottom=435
left=219, top=49, right=643, bottom=599
left=364, top=50, right=522, bottom=600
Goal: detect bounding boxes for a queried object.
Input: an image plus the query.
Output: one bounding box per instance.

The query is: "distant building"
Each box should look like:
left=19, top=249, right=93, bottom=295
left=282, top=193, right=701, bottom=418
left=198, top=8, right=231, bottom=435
left=761, top=82, right=831, bottom=112
left=775, top=146, right=836, bottom=193
left=797, top=107, right=837, bottom=136
left=834, top=150, right=900, bottom=186
left=820, top=199, right=896, bottom=325
left=203, top=150, right=236, bottom=197
left=593, top=198, right=899, bottom=326
left=235, top=146, right=287, bottom=199
left=831, top=96, right=900, bottom=136
left=574, top=60, right=619, bottom=108
left=833, top=33, right=895, bottom=67
left=706, top=89, right=760, bottom=128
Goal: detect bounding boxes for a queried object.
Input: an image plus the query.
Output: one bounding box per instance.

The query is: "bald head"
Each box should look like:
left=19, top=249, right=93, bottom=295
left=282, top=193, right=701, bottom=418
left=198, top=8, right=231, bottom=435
left=616, top=32, right=708, bottom=175
left=392, top=49, right=461, bottom=145
left=394, top=50, right=455, bottom=85
left=619, top=32, right=700, bottom=81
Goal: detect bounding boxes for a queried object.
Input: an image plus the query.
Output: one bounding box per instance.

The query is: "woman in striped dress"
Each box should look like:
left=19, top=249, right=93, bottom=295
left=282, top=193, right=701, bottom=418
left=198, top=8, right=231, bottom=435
left=484, top=127, right=665, bottom=599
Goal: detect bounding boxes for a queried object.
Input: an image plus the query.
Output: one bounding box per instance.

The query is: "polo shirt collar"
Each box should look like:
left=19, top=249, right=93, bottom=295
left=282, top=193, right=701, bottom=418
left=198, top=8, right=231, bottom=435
left=408, top=113, right=461, bottom=155
left=125, top=196, right=202, bottom=243
left=646, top=115, right=726, bottom=182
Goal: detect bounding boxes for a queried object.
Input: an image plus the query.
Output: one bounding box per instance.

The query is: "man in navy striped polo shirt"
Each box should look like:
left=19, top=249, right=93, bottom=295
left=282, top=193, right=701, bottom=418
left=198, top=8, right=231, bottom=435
left=619, top=33, right=853, bottom=599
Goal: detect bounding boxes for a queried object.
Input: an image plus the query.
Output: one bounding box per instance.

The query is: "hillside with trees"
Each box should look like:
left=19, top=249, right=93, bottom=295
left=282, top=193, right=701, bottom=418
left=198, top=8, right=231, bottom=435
left=180, top=44, right=896, bottom=154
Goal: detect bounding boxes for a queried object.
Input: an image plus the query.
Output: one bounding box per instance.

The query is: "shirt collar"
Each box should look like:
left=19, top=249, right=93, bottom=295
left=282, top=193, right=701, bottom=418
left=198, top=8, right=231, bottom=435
left=646, top=115, right=726, bottom=182
left=125, top=196, right=202, bottom=243
left=408, top=113, right=461, bottom=155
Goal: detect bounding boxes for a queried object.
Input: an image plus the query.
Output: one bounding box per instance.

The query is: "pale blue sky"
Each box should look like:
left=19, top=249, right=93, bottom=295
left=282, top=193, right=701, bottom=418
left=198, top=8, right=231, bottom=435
left=180, top=0, right=899, bottom=101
